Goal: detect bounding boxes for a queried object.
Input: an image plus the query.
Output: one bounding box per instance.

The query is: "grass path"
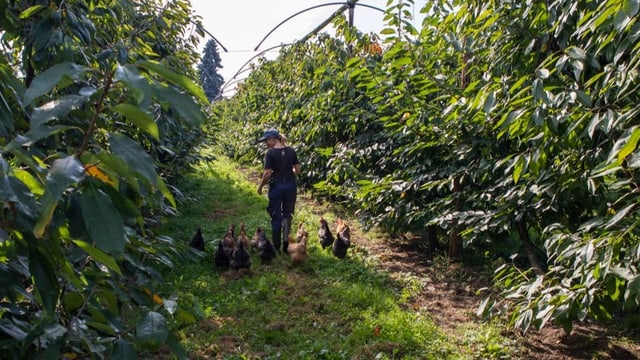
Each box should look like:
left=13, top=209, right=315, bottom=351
left=160, top=155, right=515, bottom=359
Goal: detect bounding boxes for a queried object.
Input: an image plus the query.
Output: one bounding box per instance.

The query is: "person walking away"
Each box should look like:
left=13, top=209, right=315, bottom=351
left=257, top=128, right=301, bottom=253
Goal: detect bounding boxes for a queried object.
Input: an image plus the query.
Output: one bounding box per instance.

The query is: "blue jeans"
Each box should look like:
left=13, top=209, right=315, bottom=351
left=267, top=181, right=297, bottom=233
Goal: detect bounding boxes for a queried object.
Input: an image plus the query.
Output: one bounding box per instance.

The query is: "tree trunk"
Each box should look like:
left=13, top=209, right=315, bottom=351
left=448, top=176, right=463, bottom=258
left=517, top=217, right=546, bottom=275
left=426, top=224, right=441, bottom=254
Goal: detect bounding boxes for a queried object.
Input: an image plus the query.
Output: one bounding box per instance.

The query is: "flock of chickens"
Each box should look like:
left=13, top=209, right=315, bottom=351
left=188, top=217, right=351, bottom=271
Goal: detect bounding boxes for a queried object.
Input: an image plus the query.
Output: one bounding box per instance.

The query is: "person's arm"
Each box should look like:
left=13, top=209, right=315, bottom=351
left=257, top=168, right=273, bottom=195
left=293, top=163, right=301, bottom=175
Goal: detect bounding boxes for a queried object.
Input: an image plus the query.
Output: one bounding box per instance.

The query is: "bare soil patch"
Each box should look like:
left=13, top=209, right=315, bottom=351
left=361, top=231, right=640, bottom=360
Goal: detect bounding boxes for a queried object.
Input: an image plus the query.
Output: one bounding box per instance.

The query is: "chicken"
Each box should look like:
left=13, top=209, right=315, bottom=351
left=288, top=223, right=309, bottom=265
left=230, top=237, right=251, bottom=270
left=318, top=217, right=334, bottom=250
left=189, top=227, right=205, bottom=251
left=250, top=227, right=263, bottom=250
left=332, top=217, right=350, bottom=259
left=296, top=222, right=308, bottom=242
left=221, top=226, right=236, bottom=259
left=336, top=218, right=351, bottom=247
left=237, top=222, right=250, bottom=249
left=214, top=240, right=230, bottom=268
left=257, top=230, right=276, bottom=264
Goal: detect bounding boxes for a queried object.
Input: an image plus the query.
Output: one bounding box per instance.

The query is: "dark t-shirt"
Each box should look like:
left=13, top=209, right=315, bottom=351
left=265, top=146, right=299, bottom=182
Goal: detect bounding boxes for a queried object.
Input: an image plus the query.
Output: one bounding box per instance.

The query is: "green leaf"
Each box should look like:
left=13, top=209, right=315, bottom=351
left=617, top=127, right=640, bottom=162
left=24, top=63, right=87, bottom=106
left=34, top=156, right=85, bottom=238
left=62, top=292, right=84, bottom=312
left=109, top=133, right=158, bottom=186
left=91, top=152, right=140, bottom=193
left=605, top=203, right=636, bottom=229
left=0, top=320, right=27, bottom=340
left=513, top=155, right=525, bottom=184
left=574, top=90, right=591, bottom=107
left=565, top=46, right=587, bottom=61
left=137, top=60, right=207, bottom=103
left=30, top=249, right=59, bottom=314
left=80, top=185, right=126, bottom=256
left=624, top=0, right=640, bottom=17
left=71, top=239, right=122, bottom=275
left=532, top=79, right=544, bottom=101
left=156, top=176, right=176, bottom=209
left=155, top=85, right=205, bottom=126
left=112, top=103, right=159, bottom=140
left=136, top=311, right=169, bottom=350
left=19, top=5, right=46, bottom=19
left=484, top=91, right=496, bottom=114
left=31, top=94, right=93, bottom=128
left=614, top=8, right=633, bottom=31
left=166, top=333, right=187, bottom=360
left=5, top=125, right=77, bottom=152
left=624, top=275, right=640, bottom=305
left=115, top=64, right=151, bottom=106
left=112, top=339, right=137, bottom=360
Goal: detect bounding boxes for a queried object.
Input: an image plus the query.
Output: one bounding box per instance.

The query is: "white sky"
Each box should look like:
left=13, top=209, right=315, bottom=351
left=188, top=0, right=426, bottom=95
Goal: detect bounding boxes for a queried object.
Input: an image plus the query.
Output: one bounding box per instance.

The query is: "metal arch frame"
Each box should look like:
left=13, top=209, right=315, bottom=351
left=218, top=43, right=294, bottom=96
left=220, top=1, right=387, bottom=97
left=254, top=1, right=385, bottom=51
left=254, top=2, right=345, bottom=51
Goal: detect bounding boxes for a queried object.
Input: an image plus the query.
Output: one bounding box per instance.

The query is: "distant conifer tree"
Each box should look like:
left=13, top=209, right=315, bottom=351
left=198, top=39, right=224, bottom=102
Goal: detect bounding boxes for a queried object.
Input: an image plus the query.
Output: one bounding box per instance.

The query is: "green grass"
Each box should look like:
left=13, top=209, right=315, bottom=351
left=160, top=154, right=511, bottom=359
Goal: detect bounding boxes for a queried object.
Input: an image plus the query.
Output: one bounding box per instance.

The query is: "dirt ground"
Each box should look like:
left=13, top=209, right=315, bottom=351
left=361, top=230, right=640, bottom=360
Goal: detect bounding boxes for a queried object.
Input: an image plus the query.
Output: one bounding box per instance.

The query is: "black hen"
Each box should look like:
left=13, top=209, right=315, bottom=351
left=318, top=217, right=334, bottom=249
left=189, top=227, right=205, bottom=251
left=214, top=240, right=230, bottom=268
left=230, top=238, right=251, bottom=270
left=257, top=231, right=276, bottom=265
left=332, top=218, right=351, bottom=259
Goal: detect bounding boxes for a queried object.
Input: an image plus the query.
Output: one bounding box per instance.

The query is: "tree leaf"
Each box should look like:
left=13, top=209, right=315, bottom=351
left=112, top=103, right=159, bottom=140
left=31, top=94, right=92, bottom=128
left=115, top=64, right=150, bottom=106
left=624, top=275, right=640, bottom=305
left=30, top=249, right=59, bottom=314
left=137, top=60, right=207, bottom=103
left=34, top=156, right=85, bottom=238
left=513, top=155, right=525, bottom=184
left=24, top=62, right=87, bottom=106
left=80, top=185, right=126, bottom=256
left=112, top=339, right=137, bottom=360
left=71, top=239, right=122, bottom=275
left=605, top=203, right=636, bottom=229
left=154, top=86, right=205, bottom=126
left=617, top=126, right=640, bottom=162
left=19, top=5, right=46, bottom=19
left=624, top=0, right=640, bottom=17
left=166, top=333, right=187, bottom=360
left=565, top=46, right=587, bottom=61
left=109, top=133, right=158, bottom=186
left=484, top=91, right=496, bottom=114
left=5, top=125, right=77, bottom=152
left=0, top=319, right=27, bottom=340
left=136, top=311, right=168, bottom=350
left=156, top=176, right=176, bottom=209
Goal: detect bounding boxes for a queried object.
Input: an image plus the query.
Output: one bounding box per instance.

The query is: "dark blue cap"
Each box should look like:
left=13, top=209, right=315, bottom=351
left=258, top=128, right=280, bottom=142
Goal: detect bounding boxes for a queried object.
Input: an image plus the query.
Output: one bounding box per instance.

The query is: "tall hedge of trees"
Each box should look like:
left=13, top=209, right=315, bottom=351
left=214, top=0, right=640, bottom=333
left=0, top=0, right=209, bottom=357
